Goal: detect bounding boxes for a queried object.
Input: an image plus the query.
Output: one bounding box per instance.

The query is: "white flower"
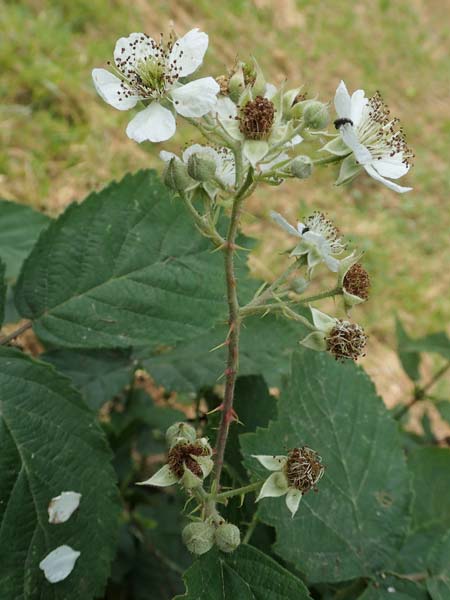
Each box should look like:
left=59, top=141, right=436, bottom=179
left=330, top=80, right=413, bottom=193
left=270, top=210, right=346, bottom=274
left=254, top=447, right=324, bottom=518
left=214, top=86, right=302, bottom=167
left=92, top=29, right=219, bottom=143
left=137, top=437, right=213, bottom=490
left=160, top=143, right=236, bottom=197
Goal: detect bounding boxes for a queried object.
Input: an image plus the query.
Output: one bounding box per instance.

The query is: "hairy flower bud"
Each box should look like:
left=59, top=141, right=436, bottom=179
left=182, top=522, right=215, bottom=555
left=302, top=100, right=329, bottom=130
left=289, top=155, right=313, bottom=179
left=187, top=153, right=217, bottom=182
left=214, top=523, right=241, bottom=553
left=290, top=276, right=309, bottom=294
left=326, top=320, right=368, bottom=361
left=163, top=157, right=194, bottom=194
left=165, top=422, right=197, bottom=448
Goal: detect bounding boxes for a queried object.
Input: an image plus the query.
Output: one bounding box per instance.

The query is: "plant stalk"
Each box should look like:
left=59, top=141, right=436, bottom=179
left=0, top=321, right=33, bottom=345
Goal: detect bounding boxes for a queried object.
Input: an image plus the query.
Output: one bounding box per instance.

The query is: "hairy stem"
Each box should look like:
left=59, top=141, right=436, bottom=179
left=0, top=321, right=33, bottom=345
left=215, top=480, right=263, bottom=502
left=213, top=165, right=253, bottom=487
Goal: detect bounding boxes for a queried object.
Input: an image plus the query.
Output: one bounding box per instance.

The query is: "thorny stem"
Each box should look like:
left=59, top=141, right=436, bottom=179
left=394, top=360, right=450, bottom=420
left=0, top=321, right=33, bottom=345
left=213, top=164, right=254, bottom=488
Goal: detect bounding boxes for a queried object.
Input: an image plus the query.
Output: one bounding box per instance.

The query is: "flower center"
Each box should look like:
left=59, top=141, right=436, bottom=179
left=303, top=212, right=346, bottom=254
left=114, top=33, right=182, bottom=99
left=285, top=447, right=324, bottom=493
left=239, top=96, right=275, bottom=140
left=167, top=441, right=210, bottom=479
left=343, top=263, right=370, bottom=300
left=357, top=92, right=414, bottom=166
left=326, top=321, right=367, bottom=361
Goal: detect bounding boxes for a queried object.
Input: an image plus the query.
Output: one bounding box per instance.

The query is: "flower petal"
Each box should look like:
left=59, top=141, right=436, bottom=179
left=334, top=80, right=351, bottom=118
left=350, top=89, right=368, bottom=127
left=39, top=545, right=80, bottom=583
left=195, top=455, right=214, bottom=478
left=48, top=491, right=81, bottom=524
left=92, top=68, right=138, bottom=111
left=323, top=254, right=341, bottom=272
left=252, top=455, right=287, bottom=471
left=126, top=102, right=176, bottom=143
left=169, top=28, right=208, bottom=77
left=159, top=150, right=178, bottom=163
left=215, top=97, right=241, bottom=139
left=270, top=211, right=301, bottom=237
left=256, top=472, right=289, bottom=501
left=114, top=33, right=156, bottom=75
left=339, top=124, right=372, bottom=164
left=311, top=307, right=336, bottom=331
left=171, top=77, right=219, bottom=118
left=286, top=489, right=303, bottom=518
left=364, top=164, right=412, bottom=193
left=137, top=463, right=178, bottom=487
left=372, top=154, right=410, bottom=179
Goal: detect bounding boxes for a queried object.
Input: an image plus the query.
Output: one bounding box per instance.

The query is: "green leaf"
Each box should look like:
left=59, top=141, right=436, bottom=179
left=15, top=170, right=250, bottom=350
left=240, top=349, right=411, bottom=583
left=436, top=401, right=450, bottom=425
left=175, top=545, right=311, bottom=599
left=142, top=314, right=307, bottom=392
left=396, top=447, right=450, bottom=573
left=0, top=258, right=6, bottom=327
left=396, top=317, right=421, bottom=381
left=0, top=198, right=50, bottom=283
left=0, top=347, right=120, bottom=599
left=406, top=331, right=450, bottom=361
left=427, top=530, right=450, bottom=599
left=357, top=587, right=416, bottom=599
left=42, top=349, right=136, bottom=410
left=357, top=576, right=429, bottom=599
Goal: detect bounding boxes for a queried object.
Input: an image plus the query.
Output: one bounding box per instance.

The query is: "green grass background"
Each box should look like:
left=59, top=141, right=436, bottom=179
left=1, top=0, right=449, bottom=401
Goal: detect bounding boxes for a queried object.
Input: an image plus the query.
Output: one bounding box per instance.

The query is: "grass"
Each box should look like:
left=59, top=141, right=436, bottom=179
left=1, top=0, right=449, bottom=401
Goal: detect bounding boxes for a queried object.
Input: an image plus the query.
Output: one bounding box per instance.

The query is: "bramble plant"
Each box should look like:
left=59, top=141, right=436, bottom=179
left=1, top=23, right=449, bottom=600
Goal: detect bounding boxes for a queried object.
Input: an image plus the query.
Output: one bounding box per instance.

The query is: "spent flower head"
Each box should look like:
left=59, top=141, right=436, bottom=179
left=270, top=210, right=346, bottom=275
left=92, top=29, right=219, bottom=143
left=254, top=447, right=324, bottom=518
left=337, top=251, right=371, bottom=312
left=324, top=80, right=413, bottom=193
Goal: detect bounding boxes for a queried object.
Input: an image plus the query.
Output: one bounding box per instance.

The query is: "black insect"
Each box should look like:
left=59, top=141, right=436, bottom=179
left=334, top=117, right=354, bottom=129
left=301, top=227, right=310, bottom=234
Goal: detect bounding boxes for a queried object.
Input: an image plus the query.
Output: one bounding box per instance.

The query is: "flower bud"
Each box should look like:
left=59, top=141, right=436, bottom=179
left=228, top=64, right=246, bottom=102
left=182, top=522, right=215, bottom=555
left=290, top=276, right=309, bottom=294
left=165, top=422, right=197, bottom=448
left=163, top=158, right=194, bottom=194
left=302, top=100, right=329, bottom=130
left=214, top=523, right=241, bottom=553
left=289, top=156, right=313, bottom=179
left=187, top=153, right=217, bottom=183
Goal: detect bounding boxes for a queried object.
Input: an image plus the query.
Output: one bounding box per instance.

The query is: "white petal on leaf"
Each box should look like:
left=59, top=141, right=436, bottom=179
left=48, top=491, right=81, bottom=524
left=270, top=211, right=301, bottom=237
left=252, top=455, right=287, bottom=471
left=39, top=545, right=80, bottom=583
left=136, top=463, right=178, bottom=487
left=364, top=164, right=412, bottom=193
left=334, top=80, right=352, bottom=118
left=171, top=77, right=219, bottom=118
left=286, top=489, right=303, bottom=518
left=126, top=103, right=176, bottom=143
left=169, top=29, right=208, bottom=77
left=92, top=69, right=138, bottom=111
left=256, top=472, right=289, bottom=501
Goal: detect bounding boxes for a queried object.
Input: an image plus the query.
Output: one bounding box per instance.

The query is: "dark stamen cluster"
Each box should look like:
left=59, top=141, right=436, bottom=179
left=239, top=96, right=275, bottom=140
left=368, top=91, right=414, bottom=166
left=326, top=321, right=368, bottom=361
left=167, top=441, right=210, bottom=479
left=285, top=447, right=324, bottom=493
left=343, top=263, right=370, bottom=300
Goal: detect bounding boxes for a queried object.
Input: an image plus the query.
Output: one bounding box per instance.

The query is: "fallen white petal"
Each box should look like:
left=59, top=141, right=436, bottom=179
left=48, top=491, right=81, bottom=524
left=126, top=103, right=176, bottom=143
left=39, top=545, right=80, bottom=583
left=172, top=77, right=219, bottom=118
